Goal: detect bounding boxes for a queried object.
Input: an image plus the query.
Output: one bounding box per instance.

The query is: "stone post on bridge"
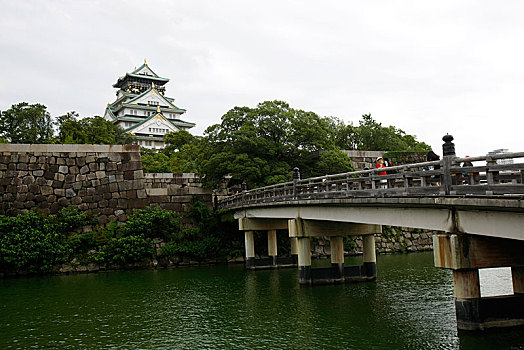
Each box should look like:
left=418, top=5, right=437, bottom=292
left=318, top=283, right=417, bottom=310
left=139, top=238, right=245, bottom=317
left=268, top=229, right=278, bottom=266
left=244, top=230, right=255, bottom=269
left=330, top=236, right=344, bottom=281
left=363, top=235, right=377, bottom=278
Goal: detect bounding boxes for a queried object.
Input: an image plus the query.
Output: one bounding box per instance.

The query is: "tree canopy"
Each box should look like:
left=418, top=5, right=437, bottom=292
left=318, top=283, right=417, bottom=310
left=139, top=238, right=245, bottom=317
left=196, top=101, right=354, bottom=188
left=0, top=102, right=54, bottom=143
left=56, top=112, right=135, bottom=144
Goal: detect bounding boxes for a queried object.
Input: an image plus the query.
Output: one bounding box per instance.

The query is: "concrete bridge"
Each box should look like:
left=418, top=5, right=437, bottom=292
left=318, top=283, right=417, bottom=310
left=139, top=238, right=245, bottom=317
left=219, top=136, right=524, bottom=331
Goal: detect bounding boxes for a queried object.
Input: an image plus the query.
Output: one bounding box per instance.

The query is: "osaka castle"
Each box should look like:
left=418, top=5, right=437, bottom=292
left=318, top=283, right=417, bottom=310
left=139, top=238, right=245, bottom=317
left=104, top=60, right=195, bottom=149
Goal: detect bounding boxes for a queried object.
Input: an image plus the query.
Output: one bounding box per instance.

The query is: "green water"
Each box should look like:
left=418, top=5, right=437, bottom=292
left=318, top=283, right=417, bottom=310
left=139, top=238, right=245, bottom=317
left=1, top=252, right=523, bottom=349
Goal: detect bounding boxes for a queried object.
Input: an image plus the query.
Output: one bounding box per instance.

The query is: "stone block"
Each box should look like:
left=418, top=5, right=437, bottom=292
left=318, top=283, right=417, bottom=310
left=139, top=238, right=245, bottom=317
left=40, top=186, right=53, bottom=195
left=57, top=197, right=69, bottom=206
left=65, top=188, right=76, bottom=198
left=95, top=171, right=106, bottom=179
left=65, top=174, right=75, bottom=183
left=76, top=157, right=86, bottom=167
left=58, top=165, right=68, bottom=174
left=117, top=199, right=128, bottom=209
left=128, top=199, right=148, bottom=209
left=146, top=188, right=168, bottom=196
left=89, top=163, right=99, bottom=172
left=109, top=183, right=119, bottom=192
left=54, top=188, right=65, bottom=197
left=22, top=176, right=35, bottom=185
left=80, top=165, right=89, bottom=174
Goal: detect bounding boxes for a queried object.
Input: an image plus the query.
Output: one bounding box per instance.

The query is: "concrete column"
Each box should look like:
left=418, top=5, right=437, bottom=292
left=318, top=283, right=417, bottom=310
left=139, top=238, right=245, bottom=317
left=330, top=236, right=344, bottom=280
left=453, top=269, right=481, bottom=330
left=245, top=231, right=255, bottom=269
left=512, top=266, right=524, bottom=294
left=297, top=237, right=311, bottom=285
left=362, top=235, right=377, bottom=278
left=268, top=229, right=278, bottom=266
left=290, top=237, right=299, bottom=264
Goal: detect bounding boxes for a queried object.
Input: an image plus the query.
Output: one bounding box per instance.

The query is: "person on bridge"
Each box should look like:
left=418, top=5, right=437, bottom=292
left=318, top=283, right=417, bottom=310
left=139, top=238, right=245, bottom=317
left=376, top=157, right=387, bottom=176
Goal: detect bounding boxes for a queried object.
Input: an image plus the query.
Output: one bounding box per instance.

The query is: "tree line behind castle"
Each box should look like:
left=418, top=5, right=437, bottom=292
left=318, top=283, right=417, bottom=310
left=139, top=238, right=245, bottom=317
left=0, top=100, right=430, bottom=189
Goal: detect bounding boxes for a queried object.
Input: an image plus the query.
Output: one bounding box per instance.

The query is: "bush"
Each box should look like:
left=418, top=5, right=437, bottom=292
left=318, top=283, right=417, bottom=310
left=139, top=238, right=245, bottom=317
left=0, top=211, right=69, bottom=273
left=92, top=235, right=154, bottom=266
left=121, top=206, right=180, bottom=241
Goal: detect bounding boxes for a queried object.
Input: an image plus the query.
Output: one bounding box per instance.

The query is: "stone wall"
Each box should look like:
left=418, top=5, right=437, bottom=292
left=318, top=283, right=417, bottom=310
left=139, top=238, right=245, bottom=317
left=311, top=226, right=437, bottom=257
left=343, top=150, right=385, bottom=170
left=0, top=144, right=215, bottom=223
left=143, top=173, right=213, bottom=212
left=0, top=144, right=147, bottom=223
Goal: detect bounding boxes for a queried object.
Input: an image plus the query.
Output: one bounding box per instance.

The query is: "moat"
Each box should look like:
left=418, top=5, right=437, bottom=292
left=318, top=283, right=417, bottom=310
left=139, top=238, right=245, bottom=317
left=1, top=252, right=523, bottom=349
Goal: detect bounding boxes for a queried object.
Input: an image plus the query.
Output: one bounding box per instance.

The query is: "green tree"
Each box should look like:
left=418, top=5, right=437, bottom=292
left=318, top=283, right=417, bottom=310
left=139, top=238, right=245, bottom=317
left=353, top=114, right=430, bottom=152
left=56, top=113, right=135, bottom=144
left=197, top=100, right=353, bottom=188
left=0, top=102, right=54, bottom=143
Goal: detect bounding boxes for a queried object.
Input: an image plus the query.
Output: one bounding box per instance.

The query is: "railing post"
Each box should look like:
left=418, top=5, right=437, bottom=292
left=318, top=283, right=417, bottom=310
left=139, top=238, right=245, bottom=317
left=293, top=167, right=300, bottom=199
left=442, top=134, right=456, bottom=195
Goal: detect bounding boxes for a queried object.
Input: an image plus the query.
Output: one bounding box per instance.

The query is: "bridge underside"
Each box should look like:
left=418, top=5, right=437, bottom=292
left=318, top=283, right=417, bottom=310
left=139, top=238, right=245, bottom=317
left=234, top=197, right=524, bottom=331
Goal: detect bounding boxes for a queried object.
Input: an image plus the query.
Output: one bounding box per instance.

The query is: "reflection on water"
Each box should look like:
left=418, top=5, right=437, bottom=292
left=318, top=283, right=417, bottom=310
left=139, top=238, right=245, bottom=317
left=1, top=252, right=523, bottom=349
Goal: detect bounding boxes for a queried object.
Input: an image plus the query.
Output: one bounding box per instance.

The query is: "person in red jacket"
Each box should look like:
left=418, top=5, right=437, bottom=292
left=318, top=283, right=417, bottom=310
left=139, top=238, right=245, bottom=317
left=376, top=157, right=387, bottom=175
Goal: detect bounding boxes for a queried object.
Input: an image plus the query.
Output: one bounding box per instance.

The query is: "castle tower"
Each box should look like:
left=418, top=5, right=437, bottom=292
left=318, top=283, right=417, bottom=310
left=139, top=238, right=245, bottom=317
left=104, top=60, right=195, bottom=149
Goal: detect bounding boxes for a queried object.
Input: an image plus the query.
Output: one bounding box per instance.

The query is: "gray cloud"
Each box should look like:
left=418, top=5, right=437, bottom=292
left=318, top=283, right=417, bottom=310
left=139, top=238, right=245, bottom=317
left=1, top=0, right=523, bottom=156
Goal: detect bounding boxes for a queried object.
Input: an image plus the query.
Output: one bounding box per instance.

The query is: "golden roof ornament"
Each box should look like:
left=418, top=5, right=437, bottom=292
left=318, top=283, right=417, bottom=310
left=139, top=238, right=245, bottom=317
left=144, top=58, right=147, bottom=65
left=157, top=105, right=161, bottom=113
left=152, top=82, right=155, bottom=89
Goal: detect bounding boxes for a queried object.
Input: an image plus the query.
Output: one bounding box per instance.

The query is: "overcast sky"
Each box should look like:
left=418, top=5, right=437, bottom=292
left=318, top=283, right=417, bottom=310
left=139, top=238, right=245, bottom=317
left=1, top=0, right=523, bottom=157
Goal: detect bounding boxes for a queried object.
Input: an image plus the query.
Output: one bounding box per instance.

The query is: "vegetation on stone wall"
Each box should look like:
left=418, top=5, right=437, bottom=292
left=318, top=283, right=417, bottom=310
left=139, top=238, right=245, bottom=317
left=0, top=203, right=241, bottom=276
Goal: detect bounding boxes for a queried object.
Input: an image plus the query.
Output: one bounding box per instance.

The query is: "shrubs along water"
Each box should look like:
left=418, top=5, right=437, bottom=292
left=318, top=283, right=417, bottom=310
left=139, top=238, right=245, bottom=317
left=0, top=203, right=240, bottom=276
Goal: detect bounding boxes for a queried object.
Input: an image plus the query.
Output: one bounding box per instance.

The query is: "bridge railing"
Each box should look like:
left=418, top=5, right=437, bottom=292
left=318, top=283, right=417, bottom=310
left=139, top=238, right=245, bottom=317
left=219, top=152, right=524, bottom=209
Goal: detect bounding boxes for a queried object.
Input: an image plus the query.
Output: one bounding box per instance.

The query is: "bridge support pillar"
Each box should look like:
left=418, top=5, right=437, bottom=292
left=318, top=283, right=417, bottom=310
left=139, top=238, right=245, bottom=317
left=434, top=233, right=524, bottom=330
left=363, top=235, right=377, bottom=278
left=268, top=229, right=278, bottom=266
left=453, top=269, right=482, bottom=330
left=297, top=237, right=312, bottom=285
left=244, top=231, right=255, bottom=269
left=330, top=236, right=344, bottom=281
left=512, top=266, right=524, bottom=294
left=290, top=237, right=299, bottom=265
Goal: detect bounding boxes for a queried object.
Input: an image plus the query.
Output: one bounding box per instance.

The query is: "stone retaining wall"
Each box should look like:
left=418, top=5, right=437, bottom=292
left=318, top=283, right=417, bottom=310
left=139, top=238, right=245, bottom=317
left=0, top=144, right=147, bottom=223
left=143, top=173, right=213, bottom=212
left=311, top=226, right=437, bottom=257
left=342, top=150, right=386, bottom=170
left=0, top=144, right=215, bottom=223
